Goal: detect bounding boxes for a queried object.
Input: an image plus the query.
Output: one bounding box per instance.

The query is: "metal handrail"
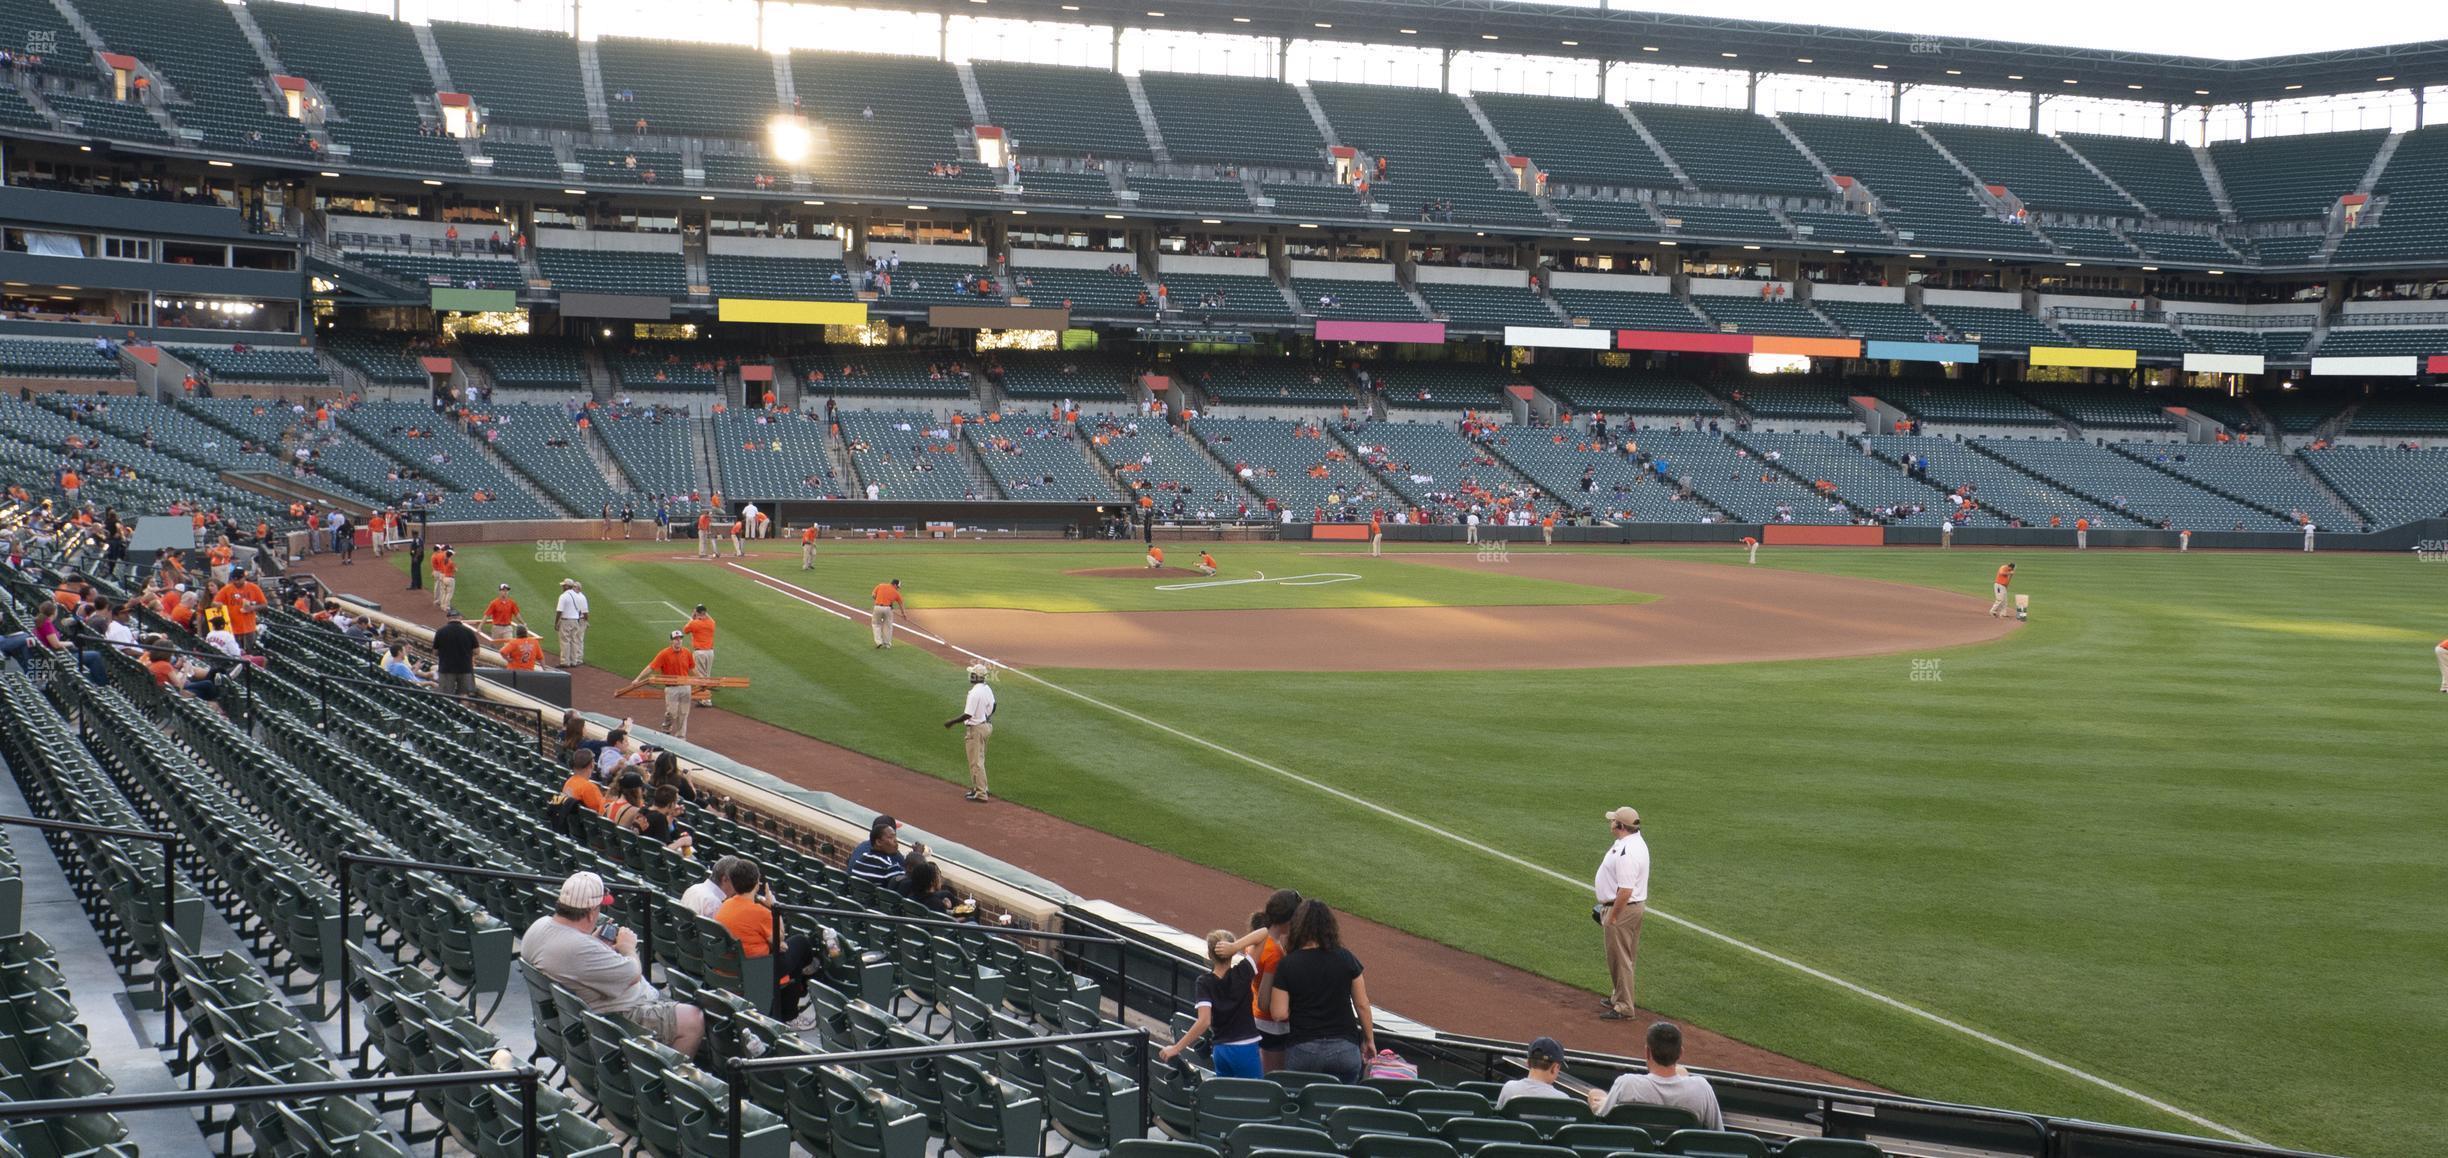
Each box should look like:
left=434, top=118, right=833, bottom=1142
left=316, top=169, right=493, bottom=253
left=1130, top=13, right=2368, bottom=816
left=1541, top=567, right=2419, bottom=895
left=721, top=1027, right=1150, bottom=1158
left=0, top=813, right=178, bottom=1042
left=0, top=1070, right=544, bottom=1158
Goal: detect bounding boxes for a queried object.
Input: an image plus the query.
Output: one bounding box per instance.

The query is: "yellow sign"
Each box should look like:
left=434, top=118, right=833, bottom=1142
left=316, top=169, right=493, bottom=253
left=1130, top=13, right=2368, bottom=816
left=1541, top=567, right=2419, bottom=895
left=2028, top=345, right=2137, bottom=369
left=717, top=298, right=869, bottom=326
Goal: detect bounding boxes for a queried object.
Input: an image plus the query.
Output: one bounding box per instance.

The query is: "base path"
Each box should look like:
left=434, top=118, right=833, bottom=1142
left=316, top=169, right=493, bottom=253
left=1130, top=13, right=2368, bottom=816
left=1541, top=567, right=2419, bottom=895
left=922, top=553, right=2015, bottom=671
left=293, top=554, right=1877, bottom=1090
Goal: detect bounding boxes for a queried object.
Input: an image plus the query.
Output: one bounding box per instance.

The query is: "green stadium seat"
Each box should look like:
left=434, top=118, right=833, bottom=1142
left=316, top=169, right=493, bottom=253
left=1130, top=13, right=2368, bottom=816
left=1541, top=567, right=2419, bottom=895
left=1502, top=1096, right=1597, bottom=1136
left=1329, top=1106, right=1434, bottom=1148
left=1601, top=1105, right=1700, bottom=1132
left=1350, top=1134, right=1466, bottom=1158
left=1552, top=1122, right=1656, bottom=1158
left=1400, top=1089, right=1495, bottom=1131
left=1776, top=1139, right=1882, bottom=1158
left=1665, top=1130, right=1769, bottom=1158
left=1442, top=1116, right=1547, bottom=1152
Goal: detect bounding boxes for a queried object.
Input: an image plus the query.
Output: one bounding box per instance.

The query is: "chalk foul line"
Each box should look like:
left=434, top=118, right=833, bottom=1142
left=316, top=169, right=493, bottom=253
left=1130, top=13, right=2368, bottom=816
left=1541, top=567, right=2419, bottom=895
left=1152, top=571, right=1361, bottom=591
left=718, top=561, right=2260, bottom=1145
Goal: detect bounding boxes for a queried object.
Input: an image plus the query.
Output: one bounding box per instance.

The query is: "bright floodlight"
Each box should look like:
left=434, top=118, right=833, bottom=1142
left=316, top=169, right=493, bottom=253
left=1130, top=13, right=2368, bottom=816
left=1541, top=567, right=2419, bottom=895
left=768, top=115, right=813, bottom=164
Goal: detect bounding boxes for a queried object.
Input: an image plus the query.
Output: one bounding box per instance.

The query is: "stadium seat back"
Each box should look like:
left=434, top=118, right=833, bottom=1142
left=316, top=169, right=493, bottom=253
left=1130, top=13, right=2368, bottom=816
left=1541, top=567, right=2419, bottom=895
left=1665, top=1130, right=1769, bottom=1158
left=1441, top=1116, right=1548, bottom=1152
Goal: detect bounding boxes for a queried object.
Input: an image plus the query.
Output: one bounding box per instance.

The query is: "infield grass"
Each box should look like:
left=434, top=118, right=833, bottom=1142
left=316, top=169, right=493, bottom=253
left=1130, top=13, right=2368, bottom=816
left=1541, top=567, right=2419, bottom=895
left=406, top=540, right=2446, bottom=1158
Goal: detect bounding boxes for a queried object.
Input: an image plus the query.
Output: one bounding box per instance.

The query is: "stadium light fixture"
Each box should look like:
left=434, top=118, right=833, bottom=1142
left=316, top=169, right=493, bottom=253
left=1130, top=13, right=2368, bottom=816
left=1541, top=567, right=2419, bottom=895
left=2141, top=265, right=2158, bottom=271
left=2128, top=84, right=2143, bottom=89
left=804, top=200, right=824, bottom=205
left=1871, top=63, right=1888, bottom=70
left=1392, top=227, right=1411, bottom=232
left=1561, top=40, right=1578, bottom=46
left=564, top=188, right=586, bottom=195
left=1796, top=57, right=1812, bottom=63
left=1315, top=22, right=1331, bottom=28
left=2195, top=89, right=2210, bottom=95
left=1946, top=69, right=1961, bottom=75
left=1484, top=34, right=1500, bottom=40
left=1743, top=244, right=1761, bottom=250
left=1641, top=45, right=1658, bottom=52
left=1659, top=240, right=1677, bottom=246
left=1299, top=222, right=1319, bottom=228
left=207, top=159, right=234, bottom=168
left=423, top=178, right=444, bottom=185
left=2285, top=83, right=2303, bottom=90
left=77, top=144, right=90, bottom=152
left=907, top=204, right=929, bottom=210
left=1399, top=28, right=1416, bottom=34
left=768, top=115, right=814, bottom=165
left=1572, top=236, right=1591, bottom=242
left=1908, top=252, right=1927, bottom=258
left=1104, top=213, right=1125, bottom=219
left=1232, top=15, right=1251, bottom=20
left=1145, top=10, right=1161, bottom=16
left=700, top=194, right=716, bottom=201
left=2063, top=78, right=2078, bottom=84
left=1201, top=218, right=1222, bottom=224
left=2008, top=74, right=2025, bottom=80
left=2065, top=261, right=2082, bottom=267
left=1010, top=209, right=1027, bottom=214
left=2207, top=269, right=2224, bottom=275
left=1062, top=3, right=1079, bottom=7
left=1830, top=248, right=1846, bottom=254
left=318, top=170, right=340, bottom=178
left=2377, top=75, right=2396, bottom=82
left=1721, top=51, right=1737, bottom=58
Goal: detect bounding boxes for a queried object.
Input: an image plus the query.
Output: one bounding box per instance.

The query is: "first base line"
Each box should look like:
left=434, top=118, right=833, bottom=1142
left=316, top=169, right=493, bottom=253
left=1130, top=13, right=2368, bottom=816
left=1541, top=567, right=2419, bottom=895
left=718, top=562, right=2258, bottom=1145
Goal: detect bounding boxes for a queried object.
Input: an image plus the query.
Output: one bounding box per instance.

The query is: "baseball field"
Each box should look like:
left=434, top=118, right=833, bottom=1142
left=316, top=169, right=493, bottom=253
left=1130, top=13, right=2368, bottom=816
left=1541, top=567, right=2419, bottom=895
left=387, top=538, right=2444, bottom=1158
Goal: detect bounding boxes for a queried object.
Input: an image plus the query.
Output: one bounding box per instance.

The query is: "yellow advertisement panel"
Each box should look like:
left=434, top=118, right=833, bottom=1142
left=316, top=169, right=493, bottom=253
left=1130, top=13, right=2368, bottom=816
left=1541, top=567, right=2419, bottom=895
left=717, top=298, right=869, bottom=326
left=2028, top=345, right=2137, bottom=370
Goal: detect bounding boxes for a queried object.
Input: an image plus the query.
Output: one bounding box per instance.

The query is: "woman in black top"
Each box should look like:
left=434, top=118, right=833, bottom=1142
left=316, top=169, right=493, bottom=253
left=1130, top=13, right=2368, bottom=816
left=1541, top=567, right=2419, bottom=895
left=1161, top=929, right=1264, bottom=1077
left=899, top=855, right=966, bottom=919
left=1267, top=900, right=1374, bottom=1082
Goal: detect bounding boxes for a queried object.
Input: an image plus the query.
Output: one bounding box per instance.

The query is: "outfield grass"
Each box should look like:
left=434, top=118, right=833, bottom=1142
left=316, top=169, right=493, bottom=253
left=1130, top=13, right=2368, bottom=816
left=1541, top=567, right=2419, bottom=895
left=413, top=541, right=2444, bottom=1158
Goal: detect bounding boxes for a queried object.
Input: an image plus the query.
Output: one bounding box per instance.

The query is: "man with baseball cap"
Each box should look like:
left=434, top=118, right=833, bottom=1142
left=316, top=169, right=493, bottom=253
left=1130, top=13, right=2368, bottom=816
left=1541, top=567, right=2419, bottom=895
left=1594, top=806, right=1649, bottom=1021
left=554, top=579, right=589, bottom=667
left=518, top=871, right=702, bottom=1056
left=637, top=630, right=700, bottom=738
left=1496, top=1036, right=1575, bottom=1108
left=943, top=663, right=996, bottom=802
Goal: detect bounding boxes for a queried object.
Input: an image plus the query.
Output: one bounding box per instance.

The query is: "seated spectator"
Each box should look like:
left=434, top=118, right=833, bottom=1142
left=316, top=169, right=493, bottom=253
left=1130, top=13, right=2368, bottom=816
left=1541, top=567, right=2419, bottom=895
left=146, top=645, right=217, bottom=699
left=519, top=872, right=703, bottom=1056
left=847, top=822, right=912, bottom=887
left=640, top=785, right=692, bottom=854
left=557, top=748, right=607, bottom=815
left=681, top=855, right=742, bottom=919
left=1159, top=928, right=1264, bottom=1077
left=649, top=750, right=699, bottom=805
left=710, top=858, right=834, bottom=1029
left=381, top=643, right=427, bottom=686
left=604, top=772, right=650, bottom=833
left=1591, top=1022, right=1722, bottom=1128
left=898, top=854, right=962, bottom=918
left=1497, top=1036, right=1573, bottom=1107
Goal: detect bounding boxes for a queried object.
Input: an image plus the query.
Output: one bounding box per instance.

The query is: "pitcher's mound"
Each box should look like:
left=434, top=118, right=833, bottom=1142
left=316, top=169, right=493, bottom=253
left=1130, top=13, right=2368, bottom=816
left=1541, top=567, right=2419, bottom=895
left=1069, top=567, right=1207, bottom=579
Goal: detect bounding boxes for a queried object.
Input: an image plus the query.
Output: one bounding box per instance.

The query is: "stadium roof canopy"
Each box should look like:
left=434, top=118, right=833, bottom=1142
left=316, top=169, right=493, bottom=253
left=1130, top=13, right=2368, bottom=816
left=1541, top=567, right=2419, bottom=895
left=840, top=0, right=2448, bottom=106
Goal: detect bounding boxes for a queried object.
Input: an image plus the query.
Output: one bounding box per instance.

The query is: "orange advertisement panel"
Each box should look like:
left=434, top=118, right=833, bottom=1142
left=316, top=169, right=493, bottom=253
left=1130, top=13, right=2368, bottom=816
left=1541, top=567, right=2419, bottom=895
left=1764, top=524, right=1883, bottom=546
left=1752, top=335, right=1863, bottom=358
left=1311, top=525, right=1370, bottom=541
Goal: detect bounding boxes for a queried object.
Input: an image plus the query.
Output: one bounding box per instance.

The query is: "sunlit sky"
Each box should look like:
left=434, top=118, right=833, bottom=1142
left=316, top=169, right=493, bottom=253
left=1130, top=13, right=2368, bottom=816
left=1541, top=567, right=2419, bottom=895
left=1615, top=0, right=2448, bottom=60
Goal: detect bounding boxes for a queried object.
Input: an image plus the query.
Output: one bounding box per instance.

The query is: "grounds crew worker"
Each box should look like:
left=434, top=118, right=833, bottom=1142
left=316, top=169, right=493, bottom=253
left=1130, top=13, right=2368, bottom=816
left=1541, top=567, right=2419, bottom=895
left=555, top=579, right=589, bottom=666
left=685, top=604, right=718, bottom=701
left=801, top=524, right=819, bottom=570
left=431, top=545, right=457, bottom=609
left=1989, top=562, right=2016, bottom=619
left=871, top=579, right=905, bottom=649
left=944, top=662, right=996, bottom=803
left=638, top=630, right=699, bottom=738
left=485, top=583, right=521, bottom=639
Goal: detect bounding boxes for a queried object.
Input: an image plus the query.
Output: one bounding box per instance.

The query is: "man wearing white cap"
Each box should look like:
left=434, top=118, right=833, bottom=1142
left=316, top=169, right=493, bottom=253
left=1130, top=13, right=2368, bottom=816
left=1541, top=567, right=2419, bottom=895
left=554, top=579, right=590, bottom=667
left=519, top=871, right=702, bottom=1056
left=636, top=631, right=701, bottom=738
left=943, top=663, right=996, bottom=802
left=1594, top=806, right=1649, bottom=1021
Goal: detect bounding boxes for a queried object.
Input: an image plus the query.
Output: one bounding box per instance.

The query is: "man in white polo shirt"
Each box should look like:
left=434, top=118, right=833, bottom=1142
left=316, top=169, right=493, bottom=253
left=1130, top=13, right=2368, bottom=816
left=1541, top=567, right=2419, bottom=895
left=554, top=578, right=590, bottom=667
left=1594, top=805, right=1650, bottom=1021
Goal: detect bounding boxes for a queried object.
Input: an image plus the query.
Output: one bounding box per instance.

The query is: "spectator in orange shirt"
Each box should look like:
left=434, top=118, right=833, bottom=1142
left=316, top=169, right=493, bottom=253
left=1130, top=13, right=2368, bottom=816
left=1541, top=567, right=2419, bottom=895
left=213, top=568, right=268, bottom=652
left=559, top=749, right=608, bottom=814
left=710, top=859, right=832, bottom=1027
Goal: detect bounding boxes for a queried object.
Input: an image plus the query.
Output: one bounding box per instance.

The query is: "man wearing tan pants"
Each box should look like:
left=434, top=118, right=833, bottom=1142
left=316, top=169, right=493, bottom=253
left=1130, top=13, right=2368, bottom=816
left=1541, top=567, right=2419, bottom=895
left=1594, top=806, right=1650, bottom=1021
left=870, top=579, right=904, bottom=648
left=944, top=663, right=996, bottom=803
